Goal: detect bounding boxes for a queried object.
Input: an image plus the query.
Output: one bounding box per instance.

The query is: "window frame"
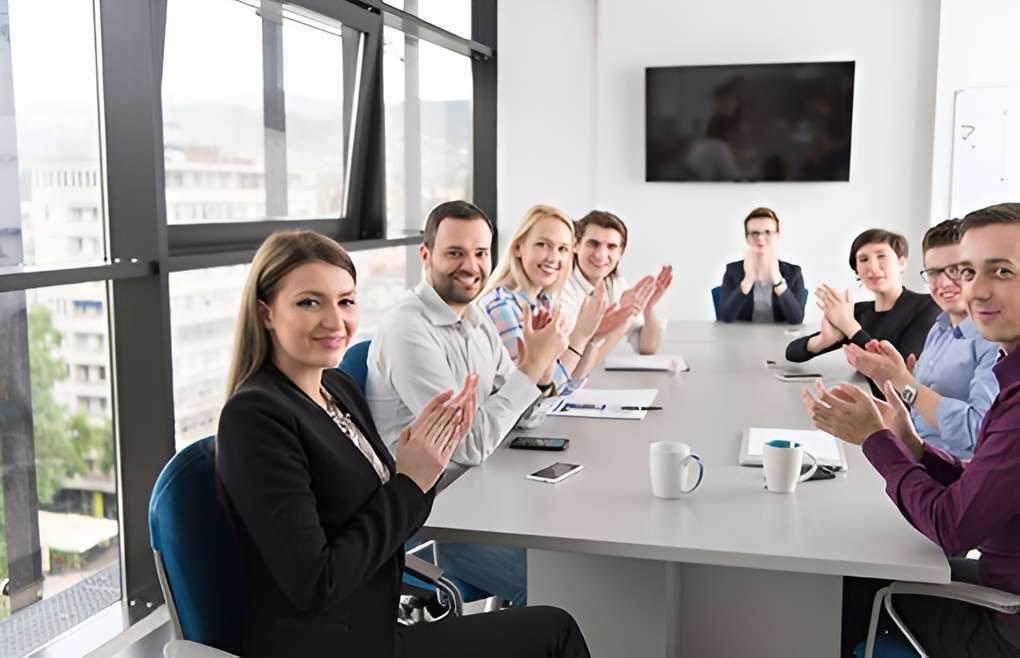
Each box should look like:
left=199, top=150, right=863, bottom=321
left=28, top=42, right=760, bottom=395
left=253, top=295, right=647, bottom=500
left=0, top=0, right=496, bottom=643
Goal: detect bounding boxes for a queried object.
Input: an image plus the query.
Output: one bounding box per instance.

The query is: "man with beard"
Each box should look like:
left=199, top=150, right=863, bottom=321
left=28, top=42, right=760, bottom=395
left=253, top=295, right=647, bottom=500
left=367, top=200, right=568, bottom=608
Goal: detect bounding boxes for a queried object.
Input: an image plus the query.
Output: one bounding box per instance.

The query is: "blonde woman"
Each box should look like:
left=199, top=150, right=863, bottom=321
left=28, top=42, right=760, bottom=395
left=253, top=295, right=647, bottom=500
left=479, top=205, right=629, bottom=395
left=215, top=230, right=590, bottom=658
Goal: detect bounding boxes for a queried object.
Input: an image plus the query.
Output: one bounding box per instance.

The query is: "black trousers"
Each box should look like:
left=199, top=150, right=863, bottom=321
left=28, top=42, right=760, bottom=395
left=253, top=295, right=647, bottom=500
left=398, top=605, right=590, bottom=658
left=842, top=559, right=1020, bottom=657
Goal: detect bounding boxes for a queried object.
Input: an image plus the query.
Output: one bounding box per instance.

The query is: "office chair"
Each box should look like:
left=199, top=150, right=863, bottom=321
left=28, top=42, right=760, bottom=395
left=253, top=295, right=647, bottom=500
left=150, top=437, right=472, bottom=657
left=856, top=580, right=1020, bottom=657
left=710, top=285, right=809, bottom=321
left=337, top=340, right=502, bottom=611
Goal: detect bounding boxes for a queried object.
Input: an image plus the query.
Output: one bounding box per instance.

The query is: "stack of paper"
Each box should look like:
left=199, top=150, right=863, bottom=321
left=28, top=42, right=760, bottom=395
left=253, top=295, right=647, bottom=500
left=548, top=388, right=659, bottom=420
left=603, top=354, right=689, bottom=372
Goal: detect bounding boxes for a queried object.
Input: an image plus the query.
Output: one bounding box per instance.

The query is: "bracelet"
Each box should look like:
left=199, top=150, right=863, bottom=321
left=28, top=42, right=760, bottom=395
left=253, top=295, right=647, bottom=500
left=567, top=344, right=584, bottom=358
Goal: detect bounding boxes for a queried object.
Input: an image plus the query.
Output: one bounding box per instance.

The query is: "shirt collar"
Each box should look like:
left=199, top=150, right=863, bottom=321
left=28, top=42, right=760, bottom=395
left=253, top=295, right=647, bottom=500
left=993, top=346, right=1020, bottom=393
left=570, top=267, right=595, bottom=296
left=955, top=315, right=980, bottom=339
left=412, top=279, right=483, bottom=328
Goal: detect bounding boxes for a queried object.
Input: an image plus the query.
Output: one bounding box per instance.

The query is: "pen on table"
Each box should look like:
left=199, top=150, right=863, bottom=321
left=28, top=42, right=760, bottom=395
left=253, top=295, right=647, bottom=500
left=621, top=406, right=662, bottom=411
left=564, top=403, right=605, bottom=410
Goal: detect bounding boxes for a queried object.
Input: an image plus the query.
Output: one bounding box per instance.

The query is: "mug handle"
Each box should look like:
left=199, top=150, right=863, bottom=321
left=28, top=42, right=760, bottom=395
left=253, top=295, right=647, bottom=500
left=679, top=454, right=704, bottom=493
left=798, top=451, right=819, bottom=482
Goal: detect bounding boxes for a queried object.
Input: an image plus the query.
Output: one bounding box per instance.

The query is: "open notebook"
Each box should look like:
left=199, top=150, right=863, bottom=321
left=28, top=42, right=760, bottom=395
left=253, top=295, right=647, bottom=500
left=739, top=427, right=849, bottom=470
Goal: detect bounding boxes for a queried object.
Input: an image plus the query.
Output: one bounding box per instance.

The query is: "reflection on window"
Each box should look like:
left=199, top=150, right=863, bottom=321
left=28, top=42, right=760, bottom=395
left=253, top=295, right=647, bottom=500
left=0, top=285, right=119, bottom=655
left=385, top=0, right=472, bottom=39
left=349, top=246, right=411, bottom=339
left=4, top=0, right=105, bottom=267
left=162, top=0, right=359, bottom=223
left=383, top=27, right=472, bottom=232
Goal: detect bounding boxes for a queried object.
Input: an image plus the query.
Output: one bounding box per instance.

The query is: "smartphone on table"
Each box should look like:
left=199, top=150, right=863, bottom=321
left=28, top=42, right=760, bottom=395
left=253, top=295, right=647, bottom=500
left=526, top=462, right=584, bottom=484
left=508, top=436, right=569, bottom=451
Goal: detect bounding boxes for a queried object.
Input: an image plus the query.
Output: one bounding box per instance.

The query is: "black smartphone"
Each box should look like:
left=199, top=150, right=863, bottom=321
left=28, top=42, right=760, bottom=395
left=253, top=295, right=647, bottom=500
left=508, top=436, right=569, bottom=451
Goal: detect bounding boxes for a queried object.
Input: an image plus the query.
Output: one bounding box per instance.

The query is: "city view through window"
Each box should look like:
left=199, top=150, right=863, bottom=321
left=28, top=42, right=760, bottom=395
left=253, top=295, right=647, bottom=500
left=0, top=0, right=471, bottom=654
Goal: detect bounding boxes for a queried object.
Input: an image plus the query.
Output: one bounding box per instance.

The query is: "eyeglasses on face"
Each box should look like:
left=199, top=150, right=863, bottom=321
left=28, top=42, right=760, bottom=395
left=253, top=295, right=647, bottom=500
left=920, top=265, right=961, bottom=283
left=745, top=230, right=776, bottom=240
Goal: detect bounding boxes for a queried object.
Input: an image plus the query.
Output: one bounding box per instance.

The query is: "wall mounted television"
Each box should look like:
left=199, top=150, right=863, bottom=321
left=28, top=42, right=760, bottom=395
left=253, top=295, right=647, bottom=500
left=646, top=61, right=855, bottom=182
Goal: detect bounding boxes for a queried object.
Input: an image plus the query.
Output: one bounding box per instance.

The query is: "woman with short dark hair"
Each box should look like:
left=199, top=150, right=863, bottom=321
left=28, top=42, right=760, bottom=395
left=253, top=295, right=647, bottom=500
left=786, top=228, right=939, bottom=396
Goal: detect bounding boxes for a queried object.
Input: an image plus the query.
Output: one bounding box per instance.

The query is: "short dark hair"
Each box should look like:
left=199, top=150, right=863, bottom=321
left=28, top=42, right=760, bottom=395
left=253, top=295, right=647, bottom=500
left=423, top=200, right=494, bottom=249
left=575, top=210, right=629, bottom=278
left=960, top=203, right=1020, bottom=234
left=921, top=219, right=962, bottom=253
left=848, top=229, right=909, bottom=272
left=743, top=207, right=780, bottom=233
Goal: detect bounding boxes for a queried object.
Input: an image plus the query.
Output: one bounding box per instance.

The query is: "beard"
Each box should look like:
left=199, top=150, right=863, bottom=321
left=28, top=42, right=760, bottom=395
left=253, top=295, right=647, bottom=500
left=432, top=269, right=486, bottom=305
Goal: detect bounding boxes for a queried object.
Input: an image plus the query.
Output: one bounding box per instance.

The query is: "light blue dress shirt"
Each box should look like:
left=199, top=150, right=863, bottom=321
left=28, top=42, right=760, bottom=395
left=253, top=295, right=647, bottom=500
left=911, top=313, right=1000, bottom=459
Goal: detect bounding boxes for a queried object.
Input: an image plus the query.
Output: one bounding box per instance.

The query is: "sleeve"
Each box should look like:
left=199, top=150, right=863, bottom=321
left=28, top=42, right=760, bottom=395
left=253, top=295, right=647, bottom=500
left=718, top=264, right=749, bottom=323
left=774, top=266, right=805, bottom=325
left=216, top=391, right=431, bottom=614
left=481, top=290, right=524, bottom=359
left=933, top=343, right=1000, bottom=457
left=862, top=419, right=1020, bottom=555
left=785, top=330, right=851, bottom=362
left=382, top=319, right=539, bottom=468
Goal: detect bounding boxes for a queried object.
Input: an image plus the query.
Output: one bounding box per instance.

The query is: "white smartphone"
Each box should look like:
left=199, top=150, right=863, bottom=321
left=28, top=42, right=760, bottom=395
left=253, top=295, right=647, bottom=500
left=526, top=462, right=584, bottom=484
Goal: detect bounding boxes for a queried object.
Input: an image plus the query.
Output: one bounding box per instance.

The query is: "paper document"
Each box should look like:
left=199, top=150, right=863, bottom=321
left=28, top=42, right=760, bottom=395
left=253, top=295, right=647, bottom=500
left=548, top=388, right=659, bottom=420
left=603, top=354, right=689, bottom=372
left=740, top=427, right=848, bottom=469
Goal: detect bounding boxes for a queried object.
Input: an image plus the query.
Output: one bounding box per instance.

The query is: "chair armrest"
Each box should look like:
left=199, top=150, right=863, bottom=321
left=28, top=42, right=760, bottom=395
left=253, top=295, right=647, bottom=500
left=163, top=639, right=238, bottom=658
left=405, top=552, right=445, bottom=585
left=888, top=581, right=1020, bottom=615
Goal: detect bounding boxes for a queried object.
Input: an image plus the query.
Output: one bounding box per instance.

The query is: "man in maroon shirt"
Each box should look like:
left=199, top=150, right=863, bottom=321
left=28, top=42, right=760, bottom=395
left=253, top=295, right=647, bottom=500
left=804, top=202, right=1020, bottom=656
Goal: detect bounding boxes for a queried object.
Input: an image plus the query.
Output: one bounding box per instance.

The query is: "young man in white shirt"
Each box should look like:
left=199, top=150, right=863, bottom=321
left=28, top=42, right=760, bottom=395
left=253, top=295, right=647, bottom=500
left=367, top=200, right=568, bottom=607
left=558, top=210, right=673, bottom=356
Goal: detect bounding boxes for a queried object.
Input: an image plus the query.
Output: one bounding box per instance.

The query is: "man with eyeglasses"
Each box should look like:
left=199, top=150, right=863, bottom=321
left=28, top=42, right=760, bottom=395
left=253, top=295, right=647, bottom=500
left=842, top=219, right=999, bottom=458
left=718, top=206, right=806, bottom=324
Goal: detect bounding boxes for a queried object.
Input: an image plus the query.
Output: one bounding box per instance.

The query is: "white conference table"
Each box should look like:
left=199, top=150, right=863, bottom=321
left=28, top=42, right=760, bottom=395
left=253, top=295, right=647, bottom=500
left=422, top=322, right=949, bottom=657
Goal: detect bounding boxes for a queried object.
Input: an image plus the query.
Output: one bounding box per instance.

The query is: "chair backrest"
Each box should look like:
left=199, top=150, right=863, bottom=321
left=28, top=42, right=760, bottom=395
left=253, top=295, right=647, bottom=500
left=710, top=286, right=722, bottom=321
left=339, top=339, right=371, bottom=392
left=800, top=286, right=809, bottom=307
left=149, top=436, right=245, bottom=654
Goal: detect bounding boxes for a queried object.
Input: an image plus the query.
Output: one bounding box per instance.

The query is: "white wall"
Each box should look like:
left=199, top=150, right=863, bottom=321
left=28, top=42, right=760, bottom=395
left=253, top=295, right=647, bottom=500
left=496, top=0, right=596, bottom=241
left=928, top=0, right=1020, bottom=222
left=499, top=0, right=942, bottom=322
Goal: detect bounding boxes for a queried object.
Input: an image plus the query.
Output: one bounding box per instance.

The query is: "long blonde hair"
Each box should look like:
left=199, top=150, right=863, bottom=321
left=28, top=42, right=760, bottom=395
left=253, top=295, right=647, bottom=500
left=486, top=204, right=575, bottom=295
left=226, top=230, right=356, bottom=398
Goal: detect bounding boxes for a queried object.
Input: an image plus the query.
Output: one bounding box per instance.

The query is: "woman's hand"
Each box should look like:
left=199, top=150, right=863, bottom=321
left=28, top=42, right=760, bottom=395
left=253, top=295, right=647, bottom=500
left=801, top=381, right=885, bottom=446
left=396, top=375, right=479, bottom=492
left=815, top=284, right=858, bottom=337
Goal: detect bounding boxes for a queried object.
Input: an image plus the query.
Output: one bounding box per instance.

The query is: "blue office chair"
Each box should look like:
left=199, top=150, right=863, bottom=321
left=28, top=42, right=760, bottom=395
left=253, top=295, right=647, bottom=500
left=150, top=437, right=472, bottom=657
left=339, top=339, right=371, bottom=391
left=710, top=285, right=809, bottom=321
left=149, top=436, right=243, bottom=657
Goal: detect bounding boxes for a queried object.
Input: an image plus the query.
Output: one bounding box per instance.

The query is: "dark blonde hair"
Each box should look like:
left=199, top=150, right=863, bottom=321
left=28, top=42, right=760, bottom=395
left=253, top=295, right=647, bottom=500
left=226, top=230, right=356, bottom=397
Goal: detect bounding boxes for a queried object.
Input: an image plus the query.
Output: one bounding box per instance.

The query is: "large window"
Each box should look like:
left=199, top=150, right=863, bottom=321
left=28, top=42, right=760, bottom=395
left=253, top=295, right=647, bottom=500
left=0, top=0, right=493, bottom=652
left=162, top=0, right=359, bottom=223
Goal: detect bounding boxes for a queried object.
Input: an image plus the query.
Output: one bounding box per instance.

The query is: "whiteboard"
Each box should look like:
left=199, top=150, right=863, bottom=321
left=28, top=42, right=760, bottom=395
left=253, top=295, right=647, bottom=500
left=951, top=87, right=1020, bottom=218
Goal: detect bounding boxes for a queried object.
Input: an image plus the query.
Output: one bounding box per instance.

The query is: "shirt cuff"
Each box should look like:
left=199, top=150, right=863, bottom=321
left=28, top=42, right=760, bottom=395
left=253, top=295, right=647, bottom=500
left=862, top=429, right=915, bottom=476
left=505, top=366, right=543, bottom=410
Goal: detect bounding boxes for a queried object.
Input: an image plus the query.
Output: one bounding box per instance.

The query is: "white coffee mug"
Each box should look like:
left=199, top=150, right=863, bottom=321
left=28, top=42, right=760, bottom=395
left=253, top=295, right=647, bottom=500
left=649, top=441, right=704, bottom=498
left=762, top=439, right=818, bottom=494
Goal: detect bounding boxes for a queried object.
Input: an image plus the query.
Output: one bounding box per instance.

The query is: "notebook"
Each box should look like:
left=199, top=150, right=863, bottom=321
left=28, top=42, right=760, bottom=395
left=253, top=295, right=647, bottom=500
left=739, top=427, right=849, bottom=470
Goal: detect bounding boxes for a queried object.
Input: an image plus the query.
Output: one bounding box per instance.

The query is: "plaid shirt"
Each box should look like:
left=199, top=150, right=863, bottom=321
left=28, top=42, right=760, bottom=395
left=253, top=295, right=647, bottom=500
left=478, top=286, right=583, bottom=396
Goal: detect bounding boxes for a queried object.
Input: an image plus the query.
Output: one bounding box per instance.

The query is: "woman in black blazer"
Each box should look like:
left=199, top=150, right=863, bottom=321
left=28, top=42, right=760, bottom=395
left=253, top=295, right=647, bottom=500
left=786, top=229, right=939, bottom=397
left=215, top=230, right=590, bottom=658
left=718, top=207, right=806, bottom=324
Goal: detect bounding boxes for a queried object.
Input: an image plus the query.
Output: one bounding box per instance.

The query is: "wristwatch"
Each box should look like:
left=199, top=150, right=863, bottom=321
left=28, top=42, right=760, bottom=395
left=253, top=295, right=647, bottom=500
left=899, top=384, right=917, bottom=409
left=771, top=277, right=786, bottom=290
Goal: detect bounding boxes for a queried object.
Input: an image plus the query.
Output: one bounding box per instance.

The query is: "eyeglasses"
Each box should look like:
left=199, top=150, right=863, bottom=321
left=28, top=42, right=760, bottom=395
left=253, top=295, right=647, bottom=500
left=920, top=265, right=961, bottom=282
left=746, top=230, right=776, bottom=240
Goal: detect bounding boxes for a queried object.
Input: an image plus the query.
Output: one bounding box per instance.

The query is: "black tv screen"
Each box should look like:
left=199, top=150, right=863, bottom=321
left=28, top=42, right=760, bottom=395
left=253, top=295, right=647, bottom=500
left=646, top=61, right=855, bottom=182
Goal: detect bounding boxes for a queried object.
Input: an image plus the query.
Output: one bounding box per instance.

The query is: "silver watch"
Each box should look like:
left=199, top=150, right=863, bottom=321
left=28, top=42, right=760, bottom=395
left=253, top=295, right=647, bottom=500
left=899, top=384, right=917, bottom=408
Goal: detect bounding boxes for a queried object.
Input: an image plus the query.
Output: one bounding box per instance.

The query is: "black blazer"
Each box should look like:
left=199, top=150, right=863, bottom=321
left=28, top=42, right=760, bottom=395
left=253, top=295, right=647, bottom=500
left=719, top=260, right=806, bottom=324
left=216, top=362, right=435, bottom=658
